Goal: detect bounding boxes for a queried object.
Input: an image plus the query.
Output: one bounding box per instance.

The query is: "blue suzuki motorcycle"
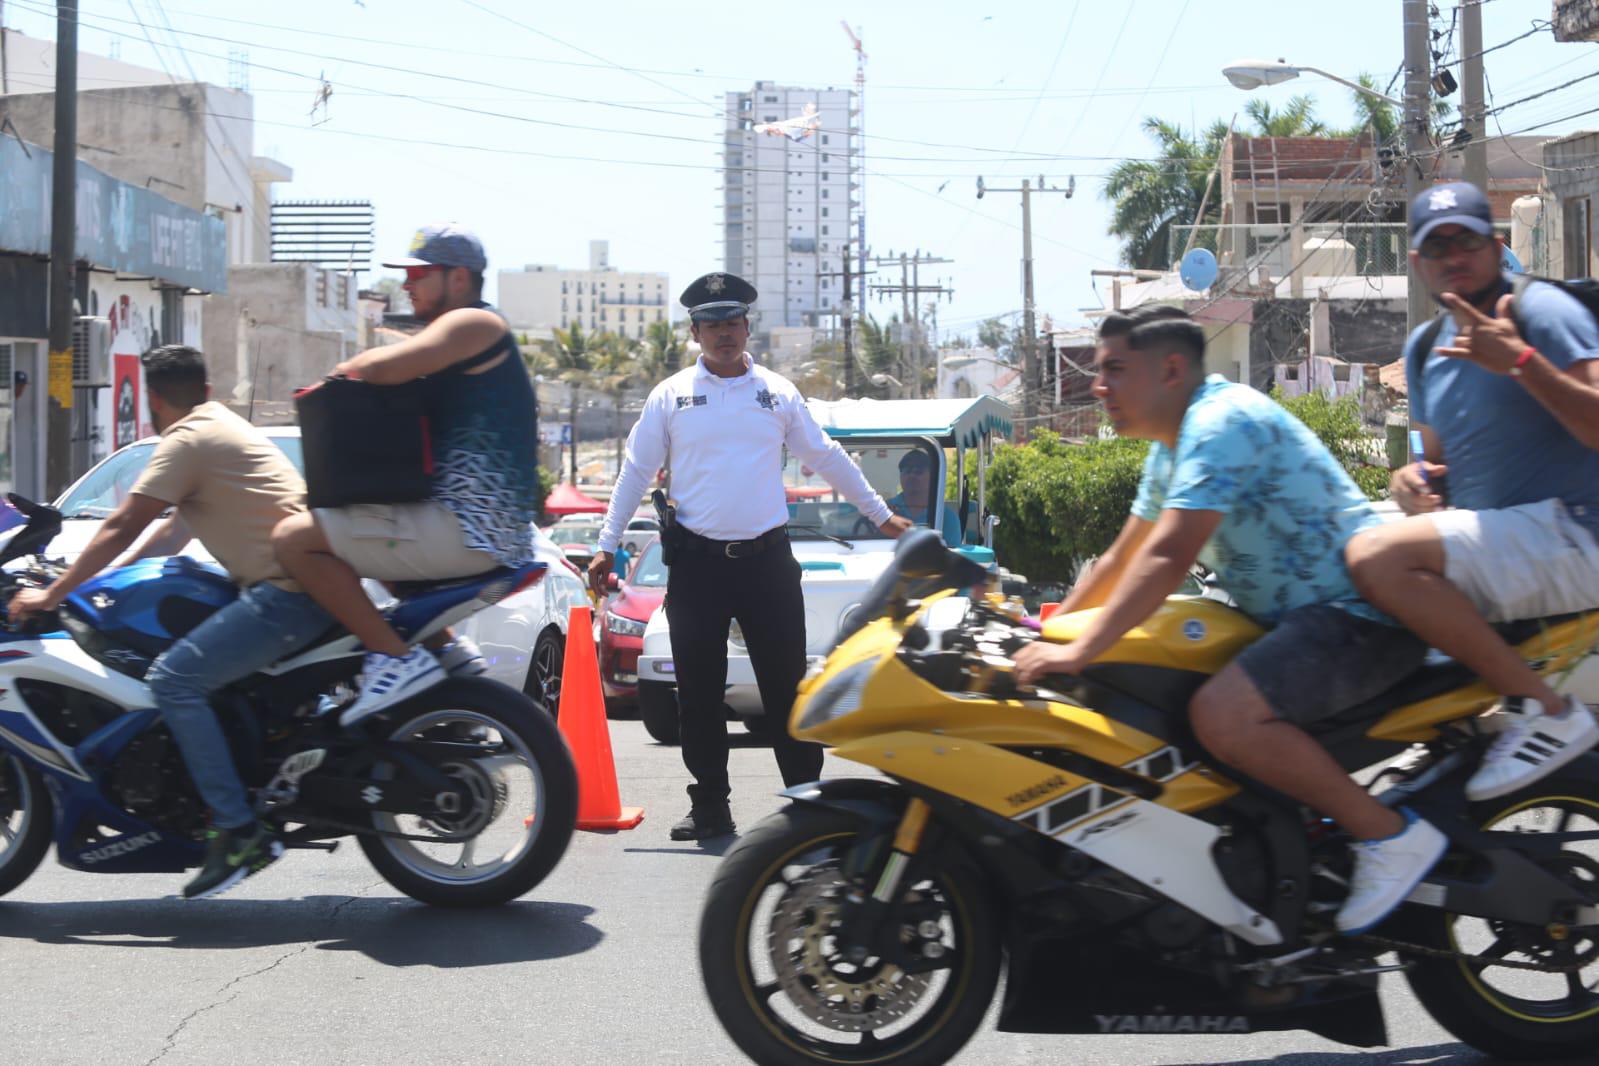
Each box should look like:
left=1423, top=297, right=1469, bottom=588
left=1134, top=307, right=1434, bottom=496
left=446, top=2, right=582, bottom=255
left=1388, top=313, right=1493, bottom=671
left=0, top=495, right=576, bottom=906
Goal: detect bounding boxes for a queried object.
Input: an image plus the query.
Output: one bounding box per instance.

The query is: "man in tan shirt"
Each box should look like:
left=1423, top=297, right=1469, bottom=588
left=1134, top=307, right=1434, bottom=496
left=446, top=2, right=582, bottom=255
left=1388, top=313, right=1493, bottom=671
left=10, top=345, right=331, bottom=900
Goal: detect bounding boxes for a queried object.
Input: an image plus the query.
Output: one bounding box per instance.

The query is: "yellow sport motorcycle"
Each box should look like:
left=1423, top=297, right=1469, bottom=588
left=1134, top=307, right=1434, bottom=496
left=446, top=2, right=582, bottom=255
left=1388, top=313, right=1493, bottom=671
left=698, top=531, right=1599, bottom=1066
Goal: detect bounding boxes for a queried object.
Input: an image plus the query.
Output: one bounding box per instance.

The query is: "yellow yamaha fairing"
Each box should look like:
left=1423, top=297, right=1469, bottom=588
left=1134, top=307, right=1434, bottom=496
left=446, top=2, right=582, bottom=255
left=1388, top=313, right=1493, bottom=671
left=792, top=592, right=1599, bottom=833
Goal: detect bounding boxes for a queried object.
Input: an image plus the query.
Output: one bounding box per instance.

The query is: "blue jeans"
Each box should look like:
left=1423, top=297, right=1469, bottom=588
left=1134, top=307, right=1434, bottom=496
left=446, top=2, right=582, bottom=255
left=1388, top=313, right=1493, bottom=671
left=145, top=583, right=332, bottom=830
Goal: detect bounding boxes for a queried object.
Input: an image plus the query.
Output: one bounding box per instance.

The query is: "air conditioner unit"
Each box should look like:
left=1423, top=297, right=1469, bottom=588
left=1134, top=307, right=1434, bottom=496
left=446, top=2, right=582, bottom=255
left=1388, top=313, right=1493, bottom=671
left=71, top=316, right=112, bottom=387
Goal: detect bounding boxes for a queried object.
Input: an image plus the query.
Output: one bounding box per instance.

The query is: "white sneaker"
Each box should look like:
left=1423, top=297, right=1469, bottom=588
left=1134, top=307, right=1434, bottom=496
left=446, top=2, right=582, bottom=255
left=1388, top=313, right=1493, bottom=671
left=437, top=635, right=487, bottom=677
left=340, top=648, right=444, bottom=727
left=1336, top=809, right=1448, bottom=934
left=1466, top=695, right=1599, bottom=802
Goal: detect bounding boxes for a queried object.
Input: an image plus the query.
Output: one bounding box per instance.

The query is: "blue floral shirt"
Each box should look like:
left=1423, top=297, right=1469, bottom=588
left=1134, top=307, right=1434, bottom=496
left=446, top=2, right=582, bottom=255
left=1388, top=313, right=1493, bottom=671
left=1131, top=376, right=1385, bottom=626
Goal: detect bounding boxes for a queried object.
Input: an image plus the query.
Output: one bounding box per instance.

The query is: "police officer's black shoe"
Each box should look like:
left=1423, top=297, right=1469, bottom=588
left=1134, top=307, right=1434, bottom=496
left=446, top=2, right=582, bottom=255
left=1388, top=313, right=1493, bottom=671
left=669, top=804, right=736, bottom=841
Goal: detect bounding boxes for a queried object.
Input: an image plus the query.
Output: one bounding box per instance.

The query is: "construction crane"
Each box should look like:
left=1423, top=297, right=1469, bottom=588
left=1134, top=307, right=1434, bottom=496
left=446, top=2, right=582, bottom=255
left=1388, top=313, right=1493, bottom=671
left=841, top=21, right=867, bottom=284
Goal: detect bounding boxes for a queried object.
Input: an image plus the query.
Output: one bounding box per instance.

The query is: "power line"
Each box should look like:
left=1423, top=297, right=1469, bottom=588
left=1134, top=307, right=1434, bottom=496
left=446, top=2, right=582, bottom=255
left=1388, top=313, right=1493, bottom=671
left=1104, top=0, right=1192, bottom=155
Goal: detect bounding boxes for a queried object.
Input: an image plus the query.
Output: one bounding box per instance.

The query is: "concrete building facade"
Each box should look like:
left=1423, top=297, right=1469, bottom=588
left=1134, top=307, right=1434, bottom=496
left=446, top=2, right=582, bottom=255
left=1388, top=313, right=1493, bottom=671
left=722, top=82, right=857, bottom=333
left=497, top=241, right=668, bottom=339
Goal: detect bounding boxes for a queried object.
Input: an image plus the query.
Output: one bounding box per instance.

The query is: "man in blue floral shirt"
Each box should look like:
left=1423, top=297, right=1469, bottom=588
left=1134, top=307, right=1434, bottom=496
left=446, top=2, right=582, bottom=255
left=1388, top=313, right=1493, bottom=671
left=1014, top=307, right=1441, bottom=935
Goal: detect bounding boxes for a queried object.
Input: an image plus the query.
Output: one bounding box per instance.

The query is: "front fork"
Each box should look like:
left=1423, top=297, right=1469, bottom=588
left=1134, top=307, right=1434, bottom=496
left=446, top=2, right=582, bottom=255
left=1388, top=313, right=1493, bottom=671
left=837, top=798, right=935, bottom=963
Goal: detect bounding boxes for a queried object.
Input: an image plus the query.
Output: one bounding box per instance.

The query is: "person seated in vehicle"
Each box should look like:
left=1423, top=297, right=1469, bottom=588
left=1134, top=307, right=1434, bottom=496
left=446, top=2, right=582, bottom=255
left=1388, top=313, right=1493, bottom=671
left=1343, top=182, right=1599, bottom=801
left=9, top=345, right=331, bottom=899
left=1012, top=307, right=1442, bottom=935
left=885, top=450, right=963, bottom=546
left=272, top=224, right=539, bottom=723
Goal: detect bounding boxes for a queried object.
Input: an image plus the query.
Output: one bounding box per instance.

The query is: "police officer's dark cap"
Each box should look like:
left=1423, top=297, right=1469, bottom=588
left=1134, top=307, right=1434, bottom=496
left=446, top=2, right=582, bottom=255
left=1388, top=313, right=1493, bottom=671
left=681, top=272, right=757, bottom=323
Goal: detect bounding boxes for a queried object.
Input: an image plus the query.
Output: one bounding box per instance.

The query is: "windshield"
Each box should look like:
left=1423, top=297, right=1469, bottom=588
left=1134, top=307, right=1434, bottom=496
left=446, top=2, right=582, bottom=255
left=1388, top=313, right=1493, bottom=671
left=554, top=524, right=603, bottom=548
left=629, top=541, right=668, bottom=587
left=783, top=441, right=952, bottom=542
left=55, top=435, right=304, bottom=519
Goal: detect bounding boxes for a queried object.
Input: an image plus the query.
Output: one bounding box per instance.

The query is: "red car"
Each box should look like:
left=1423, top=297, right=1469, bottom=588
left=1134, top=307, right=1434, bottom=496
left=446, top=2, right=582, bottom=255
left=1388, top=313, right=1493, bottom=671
left=598, top=539, right=668, bottom=707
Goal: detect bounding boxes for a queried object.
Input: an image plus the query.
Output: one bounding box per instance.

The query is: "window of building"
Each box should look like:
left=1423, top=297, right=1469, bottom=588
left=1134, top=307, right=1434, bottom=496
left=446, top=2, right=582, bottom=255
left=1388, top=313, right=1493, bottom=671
left=821, top=153, right=829, bottom=163
left=1565, top=196, right=1592, bottom=278
left=763, top=95, right=777, bottom=103
left=822, top=189, right=829, bottom=199
left=577, top=298, right=583, bottom=312
left=821, top=207, right=829, bottom=217
left=577, top=281, right=584, bottom=294
left=561, top=281, right=568, bottom=294
left=822, top=226, right=829, bottom=235
left=821, top=172, right=829, bottom=181
left=764, top=115, right=778, bottom=123
left=562, top=298, right=568, bottom=311
left=821, top=135, right=830, bottom=145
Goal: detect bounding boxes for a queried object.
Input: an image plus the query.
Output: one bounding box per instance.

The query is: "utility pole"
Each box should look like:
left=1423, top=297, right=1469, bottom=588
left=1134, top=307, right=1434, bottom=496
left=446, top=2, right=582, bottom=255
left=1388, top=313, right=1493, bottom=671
left=976, top=174, right=1072, bottom=430
left=1458, top=0, right=1488, bottom=191
left=46, top=0, right=78, bottom=496
left=1402, top=0, right=1432, bottom=334
left=866, top=249, right=952, bottom=398
left=815, top=249, right=872, bottom=397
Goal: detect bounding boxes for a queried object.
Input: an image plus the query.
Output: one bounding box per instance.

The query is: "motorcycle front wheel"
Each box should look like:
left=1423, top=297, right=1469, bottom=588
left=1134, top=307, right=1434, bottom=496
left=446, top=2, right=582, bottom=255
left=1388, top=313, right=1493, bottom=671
left=357, top=679, right=577, bottom=907
left=1401, top=771, right=1599, bottom=1061
left=699, top=803, right=1001, bottom=1066
left=0, top=753, right=52, bottom=897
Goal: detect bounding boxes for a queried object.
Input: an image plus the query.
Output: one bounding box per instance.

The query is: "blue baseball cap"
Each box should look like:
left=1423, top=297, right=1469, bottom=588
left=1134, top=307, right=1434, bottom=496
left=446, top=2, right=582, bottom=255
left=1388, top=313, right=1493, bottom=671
left=1409, top=182, right=1494, bottom=249
left=383, top=222, right=487, bottom=272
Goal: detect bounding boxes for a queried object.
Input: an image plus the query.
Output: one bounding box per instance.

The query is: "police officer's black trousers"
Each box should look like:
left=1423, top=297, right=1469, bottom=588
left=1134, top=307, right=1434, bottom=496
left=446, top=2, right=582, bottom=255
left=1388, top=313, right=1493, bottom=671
left=664, top=537, right=823, bottom=807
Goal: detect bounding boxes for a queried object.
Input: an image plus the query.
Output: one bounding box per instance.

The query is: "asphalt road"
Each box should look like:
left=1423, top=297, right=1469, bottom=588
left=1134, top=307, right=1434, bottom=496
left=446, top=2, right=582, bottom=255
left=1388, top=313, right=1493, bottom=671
left=0, top=719, right=1576, bottom=1066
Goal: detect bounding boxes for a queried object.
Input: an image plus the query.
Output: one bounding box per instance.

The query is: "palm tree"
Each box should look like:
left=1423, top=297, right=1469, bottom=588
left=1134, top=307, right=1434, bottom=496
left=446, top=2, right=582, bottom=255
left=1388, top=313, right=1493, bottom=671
left=539, top=323, right=596, bottom=485
left=588, top=331, right=644, bottom=476
left=855, top=313, right=903, bottom=399
left=1244, top=94, right=1327, bottom=137
left=1102, top=117, right=1232, bottom=270
left=640, top=319, right=686, bottom=383
left=1344, top=73, right=1398, bottom=143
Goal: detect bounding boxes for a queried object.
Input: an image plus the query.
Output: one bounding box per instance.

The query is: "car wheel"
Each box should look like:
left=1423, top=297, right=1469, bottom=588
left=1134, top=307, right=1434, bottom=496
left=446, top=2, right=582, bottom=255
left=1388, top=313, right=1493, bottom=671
left=638, top=680, right=680, bottom=745
left=523, top=627, right=564, bottom=718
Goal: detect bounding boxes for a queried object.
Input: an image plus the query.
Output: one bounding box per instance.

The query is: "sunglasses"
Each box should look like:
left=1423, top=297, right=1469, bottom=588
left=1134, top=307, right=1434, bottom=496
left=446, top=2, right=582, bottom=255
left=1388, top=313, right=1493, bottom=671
left=1417, top=229, right=1493, bottom=260
left=403, top=264, right=445, bottom=283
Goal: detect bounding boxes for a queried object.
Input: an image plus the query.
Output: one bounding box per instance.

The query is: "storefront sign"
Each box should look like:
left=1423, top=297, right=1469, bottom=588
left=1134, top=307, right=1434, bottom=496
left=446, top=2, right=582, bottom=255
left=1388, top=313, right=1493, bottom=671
left=0, top=139, right=227, bottom=293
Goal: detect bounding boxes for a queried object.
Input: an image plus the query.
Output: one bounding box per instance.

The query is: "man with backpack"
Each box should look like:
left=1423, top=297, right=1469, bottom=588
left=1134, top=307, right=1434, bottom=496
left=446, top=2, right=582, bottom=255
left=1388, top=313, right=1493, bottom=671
left=1344, top=181, right=1599, bottom=802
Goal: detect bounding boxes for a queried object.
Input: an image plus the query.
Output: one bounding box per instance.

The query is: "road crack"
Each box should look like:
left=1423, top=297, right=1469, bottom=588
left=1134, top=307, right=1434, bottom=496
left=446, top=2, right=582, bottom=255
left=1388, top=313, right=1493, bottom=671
left=141, top=886, right=382, bottom=1066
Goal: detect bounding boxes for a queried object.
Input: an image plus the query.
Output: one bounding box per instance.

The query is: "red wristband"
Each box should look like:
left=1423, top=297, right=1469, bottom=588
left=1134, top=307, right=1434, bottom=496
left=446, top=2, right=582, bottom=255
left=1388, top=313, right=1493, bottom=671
left=1511, top=346, right=1536, bottom=376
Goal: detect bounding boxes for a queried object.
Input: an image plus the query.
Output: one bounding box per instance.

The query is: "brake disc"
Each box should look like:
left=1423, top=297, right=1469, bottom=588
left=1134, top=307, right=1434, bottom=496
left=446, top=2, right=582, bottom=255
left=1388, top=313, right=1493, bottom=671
left=766, top=864, right=933, bottom=1033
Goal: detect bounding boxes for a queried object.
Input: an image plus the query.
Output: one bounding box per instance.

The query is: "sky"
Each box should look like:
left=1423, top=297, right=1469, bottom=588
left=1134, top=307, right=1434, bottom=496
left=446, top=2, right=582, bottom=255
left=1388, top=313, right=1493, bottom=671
left=4, top=0, right=1596, bottom=341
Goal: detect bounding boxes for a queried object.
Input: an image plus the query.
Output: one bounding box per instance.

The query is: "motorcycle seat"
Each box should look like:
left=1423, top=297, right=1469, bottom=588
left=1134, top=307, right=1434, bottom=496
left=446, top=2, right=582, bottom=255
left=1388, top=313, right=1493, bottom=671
left=1304, top=611, right=1586, bottom=735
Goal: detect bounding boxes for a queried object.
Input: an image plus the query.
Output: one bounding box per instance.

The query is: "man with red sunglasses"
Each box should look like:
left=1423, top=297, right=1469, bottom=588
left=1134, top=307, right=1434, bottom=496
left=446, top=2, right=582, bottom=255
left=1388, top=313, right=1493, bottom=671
left=274, top=224, right=541, bottom=722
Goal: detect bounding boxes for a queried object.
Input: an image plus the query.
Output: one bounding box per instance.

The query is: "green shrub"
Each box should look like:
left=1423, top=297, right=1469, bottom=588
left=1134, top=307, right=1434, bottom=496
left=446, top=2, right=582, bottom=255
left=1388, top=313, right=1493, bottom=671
left=983, top=391, right=1389, bottom=583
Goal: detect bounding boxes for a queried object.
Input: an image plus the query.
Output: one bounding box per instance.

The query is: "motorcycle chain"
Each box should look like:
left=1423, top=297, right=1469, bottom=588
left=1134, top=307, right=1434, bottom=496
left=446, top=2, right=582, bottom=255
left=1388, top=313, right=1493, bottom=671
left=1354, top=933, right=1592, bottom=974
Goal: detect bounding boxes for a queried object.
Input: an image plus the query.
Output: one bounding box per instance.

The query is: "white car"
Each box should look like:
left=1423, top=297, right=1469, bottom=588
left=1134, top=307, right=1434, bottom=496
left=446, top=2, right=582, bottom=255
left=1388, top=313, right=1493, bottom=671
left=636, top=397, right=1013, bottom=743
left=36, top=427, right=588, bottom=710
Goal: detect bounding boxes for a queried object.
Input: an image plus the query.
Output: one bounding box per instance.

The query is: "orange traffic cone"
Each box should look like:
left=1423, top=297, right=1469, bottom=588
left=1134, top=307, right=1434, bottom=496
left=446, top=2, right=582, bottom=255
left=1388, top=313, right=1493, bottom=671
left=557, top=604, right=645, bottom=830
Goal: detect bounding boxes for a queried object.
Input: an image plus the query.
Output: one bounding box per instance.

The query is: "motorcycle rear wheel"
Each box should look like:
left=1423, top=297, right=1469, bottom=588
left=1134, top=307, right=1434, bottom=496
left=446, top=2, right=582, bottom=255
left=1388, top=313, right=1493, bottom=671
left=1402, top=772, right=1599, bottom=1060
left=357, top=680, right=577, bottom=907
left=700, top=804, right=1000, bottom=1066
left=0, top=753, right=53, bottom=898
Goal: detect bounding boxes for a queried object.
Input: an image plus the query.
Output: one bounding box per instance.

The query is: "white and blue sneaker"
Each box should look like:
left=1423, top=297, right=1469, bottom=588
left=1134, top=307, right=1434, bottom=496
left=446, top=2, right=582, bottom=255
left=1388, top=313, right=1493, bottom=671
left=340, top=648, right=444, bottom=727
left=1337, top=808, right=1448, bottom=934
left=1466, top=695, right=1599, bottom=802
left=437, top=635, right=488, bottom=677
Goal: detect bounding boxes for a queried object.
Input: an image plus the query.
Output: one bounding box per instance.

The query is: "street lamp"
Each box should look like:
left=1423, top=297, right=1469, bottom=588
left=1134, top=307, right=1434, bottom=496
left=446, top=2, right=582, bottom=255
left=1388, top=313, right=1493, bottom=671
left=1221, top=59, right=1403, bottom=106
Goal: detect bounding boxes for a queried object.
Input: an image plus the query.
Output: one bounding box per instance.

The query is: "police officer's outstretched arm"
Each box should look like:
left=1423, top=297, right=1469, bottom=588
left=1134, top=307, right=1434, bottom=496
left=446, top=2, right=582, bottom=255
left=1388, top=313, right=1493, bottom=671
left=783, top=394, right=912, bottom=537
left=591, top=386, right=672, bottom=596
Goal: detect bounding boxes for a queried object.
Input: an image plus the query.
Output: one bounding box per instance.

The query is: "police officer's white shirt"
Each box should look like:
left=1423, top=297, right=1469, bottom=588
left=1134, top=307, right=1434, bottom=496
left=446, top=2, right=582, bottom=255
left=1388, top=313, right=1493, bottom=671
left=598, top=355, right=892, bottom=551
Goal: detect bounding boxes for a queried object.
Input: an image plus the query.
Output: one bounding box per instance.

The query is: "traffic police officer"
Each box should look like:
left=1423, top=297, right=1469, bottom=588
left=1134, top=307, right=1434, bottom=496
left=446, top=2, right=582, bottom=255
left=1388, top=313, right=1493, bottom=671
left=589, top=273, right=911, bottom=840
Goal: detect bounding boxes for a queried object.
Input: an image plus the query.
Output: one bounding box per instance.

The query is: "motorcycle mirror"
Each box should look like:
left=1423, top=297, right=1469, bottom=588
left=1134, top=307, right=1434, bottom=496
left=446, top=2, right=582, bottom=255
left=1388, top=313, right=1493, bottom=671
left=896, top=528, right=954, bottom=579
left=0, top=494, right=62, bottom=567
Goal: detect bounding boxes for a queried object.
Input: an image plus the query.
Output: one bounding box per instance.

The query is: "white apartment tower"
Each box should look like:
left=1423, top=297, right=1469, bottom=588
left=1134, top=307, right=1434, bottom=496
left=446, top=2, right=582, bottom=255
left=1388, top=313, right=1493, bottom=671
left=496, top=240, right=669, bottom=339
left=722, top=82, right=858, bottom=332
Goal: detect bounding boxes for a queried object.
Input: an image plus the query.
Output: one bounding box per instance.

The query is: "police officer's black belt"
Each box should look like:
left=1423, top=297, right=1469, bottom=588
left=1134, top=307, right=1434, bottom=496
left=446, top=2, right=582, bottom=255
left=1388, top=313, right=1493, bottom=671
left=677, top=526, right=788, bottom=559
